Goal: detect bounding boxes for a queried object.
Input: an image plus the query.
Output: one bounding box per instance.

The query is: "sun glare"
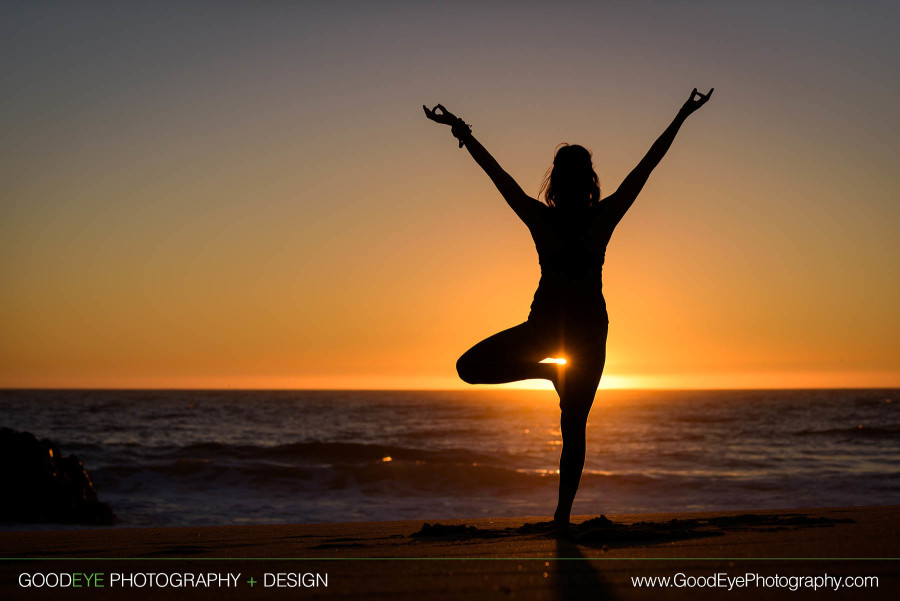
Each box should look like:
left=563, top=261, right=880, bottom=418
left=539, top=358, right=567, bottom=365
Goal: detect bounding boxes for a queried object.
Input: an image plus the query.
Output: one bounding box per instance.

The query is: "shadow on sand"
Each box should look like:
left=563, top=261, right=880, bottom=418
left=410, top=514, right=854, bottom=601
left=411, top=513, right=853, bottom=550
left=553, top=536, right=614, bottom=601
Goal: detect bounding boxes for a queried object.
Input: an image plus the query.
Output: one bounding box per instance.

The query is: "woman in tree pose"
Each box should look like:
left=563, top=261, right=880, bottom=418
left=424, top=88, right=712, bottom=524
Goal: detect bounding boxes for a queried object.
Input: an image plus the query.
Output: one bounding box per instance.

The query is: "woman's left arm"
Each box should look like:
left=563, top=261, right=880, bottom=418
left=604, top=88, right=713, bottom=224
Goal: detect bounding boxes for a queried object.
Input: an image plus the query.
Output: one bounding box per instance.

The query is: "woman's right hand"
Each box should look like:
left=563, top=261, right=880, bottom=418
left=424, top=104, right=471, bottom=147
left=423, top=104, right=459, bottom=126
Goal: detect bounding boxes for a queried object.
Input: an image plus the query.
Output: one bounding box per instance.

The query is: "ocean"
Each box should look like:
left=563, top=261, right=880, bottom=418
left=1, top=389, right=897, bottom=528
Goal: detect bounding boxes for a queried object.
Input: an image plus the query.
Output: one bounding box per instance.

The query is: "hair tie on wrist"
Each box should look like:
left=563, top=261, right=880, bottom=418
left=451, top=118, right=472, bottom=148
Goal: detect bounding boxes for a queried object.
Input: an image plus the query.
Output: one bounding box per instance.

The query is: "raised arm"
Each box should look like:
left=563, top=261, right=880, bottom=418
left=604, top=88, right=713, bottom=225
left=424, top=104, right=545, bottom=226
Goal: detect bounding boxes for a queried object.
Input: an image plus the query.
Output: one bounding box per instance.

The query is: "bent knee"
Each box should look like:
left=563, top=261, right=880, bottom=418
left=456, top=353, right=481, bottom=384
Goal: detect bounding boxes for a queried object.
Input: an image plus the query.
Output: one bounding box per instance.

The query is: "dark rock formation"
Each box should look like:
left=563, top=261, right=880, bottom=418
left=0, top=428, right=115, bottom=525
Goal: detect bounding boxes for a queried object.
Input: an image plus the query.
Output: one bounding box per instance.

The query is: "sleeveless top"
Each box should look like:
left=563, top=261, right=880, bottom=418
left=525, top=203, right=616, bottom=331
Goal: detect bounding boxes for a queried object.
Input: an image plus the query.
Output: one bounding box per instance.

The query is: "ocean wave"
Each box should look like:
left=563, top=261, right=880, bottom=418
left=90, top=456, right=682, bottom=498
left=93, top=458, right=539, bottom=494
left=794, top=426, right=900, bottom=439
left=172, top=440, right=507, bottom=466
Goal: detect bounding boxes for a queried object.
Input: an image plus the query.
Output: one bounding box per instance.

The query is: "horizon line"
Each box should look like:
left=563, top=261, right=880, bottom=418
left=2, top=385, right=897, bottom=392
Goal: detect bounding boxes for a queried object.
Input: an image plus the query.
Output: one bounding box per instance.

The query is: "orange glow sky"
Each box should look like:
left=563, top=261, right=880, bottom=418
left=2, top=2, right=898, bottom=390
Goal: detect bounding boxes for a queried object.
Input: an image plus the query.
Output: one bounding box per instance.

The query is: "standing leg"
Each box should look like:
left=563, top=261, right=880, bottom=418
left=553, top=342, right=606, bottom=524
left=456, top=322, right=560, bottom=385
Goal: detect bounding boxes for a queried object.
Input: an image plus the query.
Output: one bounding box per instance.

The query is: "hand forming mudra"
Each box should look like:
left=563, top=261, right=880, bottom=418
left=423, top=104, right=471, bottom=147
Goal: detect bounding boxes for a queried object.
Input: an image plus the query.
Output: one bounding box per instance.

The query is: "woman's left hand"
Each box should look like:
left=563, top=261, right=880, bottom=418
left=679, top=88, right=714, bottom=117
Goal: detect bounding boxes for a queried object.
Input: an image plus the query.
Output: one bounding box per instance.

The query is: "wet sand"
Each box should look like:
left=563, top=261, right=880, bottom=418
left=1, top=506, right=897, bottom=600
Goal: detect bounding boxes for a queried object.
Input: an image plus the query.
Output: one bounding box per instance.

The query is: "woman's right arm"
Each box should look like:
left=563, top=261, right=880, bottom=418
left=460, top=132, right=546, bottom=226
left=424, top=104, right=545, bottom=227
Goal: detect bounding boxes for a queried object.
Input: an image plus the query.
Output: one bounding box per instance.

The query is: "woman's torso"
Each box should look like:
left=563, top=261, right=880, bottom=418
left=526, top=204, right=616, bottom=331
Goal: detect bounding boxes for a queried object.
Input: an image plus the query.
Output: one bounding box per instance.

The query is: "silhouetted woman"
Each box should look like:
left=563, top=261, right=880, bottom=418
left=424, top=88, right=713, bottom=523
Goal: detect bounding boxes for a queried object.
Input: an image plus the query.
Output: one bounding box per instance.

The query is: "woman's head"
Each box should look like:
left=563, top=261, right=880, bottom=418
left=540, top=144, right=600, bottom=209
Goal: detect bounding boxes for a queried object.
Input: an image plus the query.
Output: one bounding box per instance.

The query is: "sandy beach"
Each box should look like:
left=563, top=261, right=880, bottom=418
left=1, top=505, right=897, bottom=600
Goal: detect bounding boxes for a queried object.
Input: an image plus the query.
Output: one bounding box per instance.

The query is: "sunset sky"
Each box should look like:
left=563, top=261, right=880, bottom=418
left=2, top=1, right=898, bottom=390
